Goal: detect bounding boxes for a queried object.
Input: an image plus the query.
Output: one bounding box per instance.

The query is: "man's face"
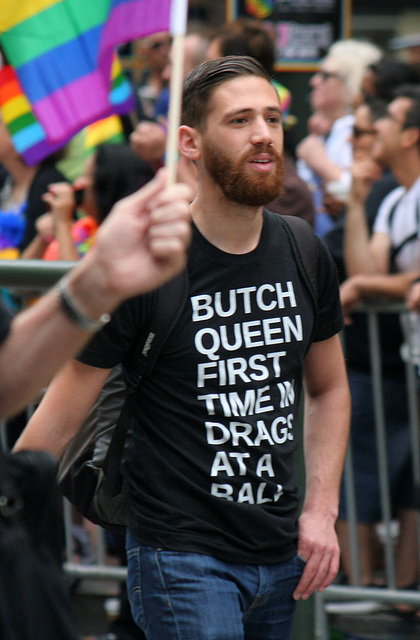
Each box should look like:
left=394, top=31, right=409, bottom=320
left=310, top=59, right=348, bottom=114
left=140, top=32, right=171, bottom=73
left=372, top=97, right=412, bottom=166
left=162, top=34, right=205, bottom=83
left=351, top=103, right=377, bottom=156
left=198, top=76, right=284, bottom=206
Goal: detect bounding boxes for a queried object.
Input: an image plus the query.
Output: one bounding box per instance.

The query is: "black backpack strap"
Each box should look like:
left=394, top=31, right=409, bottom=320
left=127, top=267, right=189, bottom=388
left=278, top=215, right=319, bottom=320
left=102, top=269, right=189, bottom=495
left=390, top=198, right=420, bottom=270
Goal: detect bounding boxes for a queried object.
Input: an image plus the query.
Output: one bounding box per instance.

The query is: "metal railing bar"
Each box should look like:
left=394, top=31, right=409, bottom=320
left=367, top=310, right=396, bottom=588
left=0, top=260, right=76, bottom=289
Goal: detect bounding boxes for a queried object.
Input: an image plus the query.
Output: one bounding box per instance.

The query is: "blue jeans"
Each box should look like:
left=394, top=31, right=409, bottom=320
left=126, top=533, right=305, bottom=640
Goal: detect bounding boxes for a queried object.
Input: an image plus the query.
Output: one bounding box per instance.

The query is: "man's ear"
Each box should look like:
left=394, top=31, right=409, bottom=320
left=402, top=126, right=420, bottom=150
left=179, top=125, right=202, bottom=161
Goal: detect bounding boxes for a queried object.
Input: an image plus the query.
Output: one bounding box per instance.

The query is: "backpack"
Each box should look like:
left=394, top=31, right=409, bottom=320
left=57, top=214, right=319, bottom=534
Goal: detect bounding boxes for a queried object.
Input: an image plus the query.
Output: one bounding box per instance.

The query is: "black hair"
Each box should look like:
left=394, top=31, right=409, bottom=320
left=363, top=95, right=388, bottom=122
left=393, top=84, right=420, bottom=131
left=217, top=19, right=275, bottom=76
left=368, top=58, right=420, bottom=102
left=181, top=55, right=270, bottom=130
left=93, top=143, right=154, bottom=222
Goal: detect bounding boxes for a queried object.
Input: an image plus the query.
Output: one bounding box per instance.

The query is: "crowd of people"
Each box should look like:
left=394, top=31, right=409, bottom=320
left=2, top=13, right=420, bottom=640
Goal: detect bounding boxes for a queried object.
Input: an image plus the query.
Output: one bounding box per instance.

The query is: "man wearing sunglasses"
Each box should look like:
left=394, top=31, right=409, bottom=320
left=297, top=39, right=382, bottom=237
left=339, top=86, right=420, bottom=600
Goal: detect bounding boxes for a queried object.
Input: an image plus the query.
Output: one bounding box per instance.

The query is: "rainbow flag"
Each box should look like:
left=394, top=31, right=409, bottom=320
left=0, top=0, right=173, bottom=146
left=0, top=55, right=131, bottom=165
left=245, top=0, right=274, bottom=20
left=84, top=115, right=125, bottom=156
left=0, top=64, right=66, bottom=165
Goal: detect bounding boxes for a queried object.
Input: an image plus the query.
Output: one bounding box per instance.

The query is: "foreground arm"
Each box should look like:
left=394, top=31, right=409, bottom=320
left=297, top=135, right=343, bottom=183
left=293, top=334, right=350, bottom=600
left=344, top=157, right=388, bottom=276
left=13, top=359, right=109, bottom=456
left=0, top=169, right=191, bottom=418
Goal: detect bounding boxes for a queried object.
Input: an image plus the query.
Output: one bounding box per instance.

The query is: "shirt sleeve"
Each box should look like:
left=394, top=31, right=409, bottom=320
left=373, top=186, right=405, bottom=236
left=312, top=237, right=344, bottom=343
left=77, top=294, right=154, bottom=369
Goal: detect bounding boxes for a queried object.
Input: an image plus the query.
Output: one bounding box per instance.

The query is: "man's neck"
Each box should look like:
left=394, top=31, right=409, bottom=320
left=391, top=154, right=420, bottom=190
left=190, top=190, right=264, bottom=255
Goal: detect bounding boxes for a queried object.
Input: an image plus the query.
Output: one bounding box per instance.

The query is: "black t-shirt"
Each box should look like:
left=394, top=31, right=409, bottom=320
left=79, top=210, right=343, bottom=563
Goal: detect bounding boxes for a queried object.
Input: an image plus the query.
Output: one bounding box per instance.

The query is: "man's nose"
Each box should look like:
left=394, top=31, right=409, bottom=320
left=310, top=73, right=320, bottom=88
left=250, top=118, right=273, bottom=146
left=162, top=62, right=172, bottom=82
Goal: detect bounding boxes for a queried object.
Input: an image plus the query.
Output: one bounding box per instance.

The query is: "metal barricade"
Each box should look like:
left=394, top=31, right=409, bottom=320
left=317, top=302, right=420, bottom=640
left=0, top=260, right=127, bottom=587
left=2, top=261, right=420, bottom=636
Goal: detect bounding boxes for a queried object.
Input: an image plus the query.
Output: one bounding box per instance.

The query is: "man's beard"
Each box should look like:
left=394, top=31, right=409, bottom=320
left=203, top=141, right=284, bottom=207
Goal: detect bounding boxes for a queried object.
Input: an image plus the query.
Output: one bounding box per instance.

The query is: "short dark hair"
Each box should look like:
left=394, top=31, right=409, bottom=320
left=94, top=144, right=154, bottom=222
left=363, top=96, right=388, bottom=122
left=217, top=19, right=276, bottom=75
left=181, top=55, right=271, bottom=130
left=368, top=58, right=420, bottom=102
left=393, top=85, right=420, bottom=131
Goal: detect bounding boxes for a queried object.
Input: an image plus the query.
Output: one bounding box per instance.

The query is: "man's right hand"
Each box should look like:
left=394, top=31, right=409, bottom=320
left=350, top=155, right=382, bottom=204
left=130, top=120, right=167, bottom=162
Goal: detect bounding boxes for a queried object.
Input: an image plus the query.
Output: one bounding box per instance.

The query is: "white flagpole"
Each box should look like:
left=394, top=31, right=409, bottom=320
left=165, top=0, right=188, bottom=185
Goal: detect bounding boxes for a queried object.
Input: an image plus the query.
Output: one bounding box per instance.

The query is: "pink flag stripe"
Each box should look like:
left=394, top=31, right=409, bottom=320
left=99, top=0, right=173, bottom=80
left=34, top=71, right=111, bottom=143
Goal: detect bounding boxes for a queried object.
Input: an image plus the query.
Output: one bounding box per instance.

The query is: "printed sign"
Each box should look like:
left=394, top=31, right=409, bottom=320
left=237, top=0, right=349, bottom=70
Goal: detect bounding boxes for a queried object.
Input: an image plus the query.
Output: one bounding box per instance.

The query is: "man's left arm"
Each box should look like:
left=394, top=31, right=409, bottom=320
left=293, top=333, right=350, bottom=601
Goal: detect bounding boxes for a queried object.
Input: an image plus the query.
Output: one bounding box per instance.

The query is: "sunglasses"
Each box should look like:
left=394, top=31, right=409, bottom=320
left=147, top=40, right=171, bottom=51
left=352, top=125, right=376, bottom=138
left=316, top=70, right=341, bottom=82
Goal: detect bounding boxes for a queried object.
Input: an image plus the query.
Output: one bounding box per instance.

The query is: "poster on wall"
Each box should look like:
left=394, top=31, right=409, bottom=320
left=236, top=0, right=350, bottom=71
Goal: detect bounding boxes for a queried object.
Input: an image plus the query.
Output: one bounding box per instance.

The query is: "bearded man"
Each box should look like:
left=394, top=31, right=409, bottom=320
left=16, top=57, right=350, bottom=640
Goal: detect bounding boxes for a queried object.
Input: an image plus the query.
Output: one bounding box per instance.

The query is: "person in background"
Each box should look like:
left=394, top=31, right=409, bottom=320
left=0, top=117, right=67, bottom=262
left=21, top=144, right=154, bottom=262
left=323, top=96, right=409, bottom=590
left=362, top=57, right=420, bottom=103
left=132, top=31, right=172, bottom=122
left=129, top=27, right=212, bottom=174
left=297, top=39, right=382, bottom=236
left=338, top=85, right=420, bottom=604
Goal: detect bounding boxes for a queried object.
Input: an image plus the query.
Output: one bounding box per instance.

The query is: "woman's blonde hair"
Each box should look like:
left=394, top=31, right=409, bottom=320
left=324, top=39, right=382, bottom=104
